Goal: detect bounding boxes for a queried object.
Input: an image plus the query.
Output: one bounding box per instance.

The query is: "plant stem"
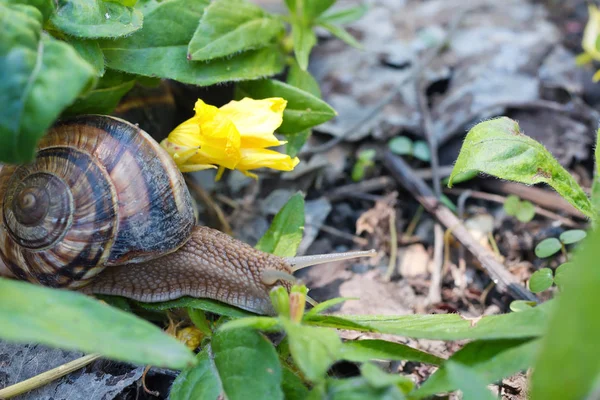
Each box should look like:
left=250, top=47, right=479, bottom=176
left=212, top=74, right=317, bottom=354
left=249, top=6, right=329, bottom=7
left=560, top=243, right=569, bottom=261
left=0, top=354, right=100, bottom=399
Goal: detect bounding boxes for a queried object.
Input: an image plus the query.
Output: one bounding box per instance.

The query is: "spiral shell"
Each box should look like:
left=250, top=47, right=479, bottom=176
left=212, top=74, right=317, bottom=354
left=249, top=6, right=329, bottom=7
left=0, top=115, right=195, bottom=288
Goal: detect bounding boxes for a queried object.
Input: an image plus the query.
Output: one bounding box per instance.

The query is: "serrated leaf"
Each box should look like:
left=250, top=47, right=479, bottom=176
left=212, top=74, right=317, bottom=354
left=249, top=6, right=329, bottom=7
left=0, top=278, right=195, bottom=369
left=255, top=192, right=305, bottom=257
left=340, top=339, right=443, bottom=365
left=413, top=339, right=539, bottom=398
left=317, top=4, right=368, bottom=25
left=171, top=329, right=283, bottom=400
left=100, top=0, right=285, bottom=86
left=319, top=22, right=362, bottom=49
left=535, top=238, right=562, bottom=258
left=188, top=0, right=284, bottom=61
left=51, top=0, right=143, bottom=39
left=447, top=117, right=593, bottom=218
left=292, top=20, right=316, bottom=70
left=281, top=318, right=342, bottom=382
left=306, top=301, right=552, bottom=340
left=237, top=79, right=336, bottom=133
left=529, top=268, right=554, bottom=293
left=559, top=229, right=587, bottom=244
left=531, top=228, right=600, bottom=400
left=0, top=3, right=96, bottom=163
left=388, top=136, right=413, bottom=156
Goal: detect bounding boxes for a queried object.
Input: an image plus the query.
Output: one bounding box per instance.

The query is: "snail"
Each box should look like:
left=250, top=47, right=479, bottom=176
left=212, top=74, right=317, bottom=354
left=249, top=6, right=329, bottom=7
left=0, top=115, right=374, bottom=315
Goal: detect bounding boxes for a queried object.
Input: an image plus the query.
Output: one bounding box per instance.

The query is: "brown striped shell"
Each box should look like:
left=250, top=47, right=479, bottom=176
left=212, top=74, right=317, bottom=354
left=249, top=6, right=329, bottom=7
left=0, top=115, right=195, bottom=288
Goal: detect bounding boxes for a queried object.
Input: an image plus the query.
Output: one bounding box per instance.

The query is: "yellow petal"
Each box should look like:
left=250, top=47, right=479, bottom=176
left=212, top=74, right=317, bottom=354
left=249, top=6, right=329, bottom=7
left=160, top=139, right=199, bottom=166
left=179, top=164, right=217, bottom=173
left=219, top=97, right=287, bottom=148
left=197, top=113, right=242, bottom=169
left=593, top=69, right=600, bottom=82
left=237, top=148, right=300, bottom=172
left=166, top=117, right=203, bottom=147
left=193, top=99, right=219, bottom=122
left=582, top=5, right=600, bottom=61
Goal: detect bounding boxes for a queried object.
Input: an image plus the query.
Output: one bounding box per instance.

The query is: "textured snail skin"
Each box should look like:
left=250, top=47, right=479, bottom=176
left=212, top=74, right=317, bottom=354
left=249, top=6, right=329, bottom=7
left=0, top=115, right=290, bottom=315
left=81, top=226, right=292, bottom=315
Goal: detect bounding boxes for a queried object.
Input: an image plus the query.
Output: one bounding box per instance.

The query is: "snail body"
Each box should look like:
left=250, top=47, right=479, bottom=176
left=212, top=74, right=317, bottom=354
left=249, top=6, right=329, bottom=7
left=0, top=116, right=374, bottom=314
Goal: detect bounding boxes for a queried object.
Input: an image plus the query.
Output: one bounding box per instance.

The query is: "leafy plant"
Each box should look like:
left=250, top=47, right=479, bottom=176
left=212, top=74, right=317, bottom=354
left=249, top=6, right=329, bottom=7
left=1, top=0, right=366, bottom=164
left=351, top=149, right=377, bottom=182
left=504, top=194, right=536, bottom=223
left=388, top=136, right=431, bottom=162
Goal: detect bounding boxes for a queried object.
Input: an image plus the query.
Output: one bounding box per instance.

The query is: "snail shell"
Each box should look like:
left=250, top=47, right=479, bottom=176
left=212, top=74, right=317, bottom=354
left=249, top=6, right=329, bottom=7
left=0, top=115, right=195, bottom=288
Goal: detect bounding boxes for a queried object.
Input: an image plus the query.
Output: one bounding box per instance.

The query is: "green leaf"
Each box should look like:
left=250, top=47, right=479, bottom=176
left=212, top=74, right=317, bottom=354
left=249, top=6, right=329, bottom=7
left=553, top=262, right=573, bottom=289
left=100, top=0, right=285, bottom=86
left=340, top=339, right=443, bottom=365
left=535, top=238, right=562, bottom=258
left=0, top=278, right=194, bottom=369
left=559, top=229, right=587, bottom=245
left=0, top=3, right=96, bottom=164
left=51, top=0, right=143, bottom=39
left=255, top=193, right=305, bottom=257
left=360, top=363, right=414, bottom=393
left=317, top=4, right=368, bottom=25
left=531, top=228, right=600, bottom=400
left=136, top=296, right=255, bottom=318
left=444, top=361, right=496, bottom=400
left=592, top=127, right=600, bottom=216
left=237, top=79, right=336, bottom=134
left=11, top=0, right=55, bottom=21
left=516, top=200, right=535, bottom=223
left=447, top=117, right=593, bottom=218
left=171, top=329, right=283, bottom=400
left=104, top=0, right=138, bottom=6
left=305, top=297, right=357, bottom=317
left=388, top=136, right=413, bottom=156
left=64, top=69, right=135, bottom=115
left=529, top=268, right=554, bottom=293
left=319, top=22, right=362, bottom=49
left=509, top=300, right=536, bottom=312
left=218, top=316, right=281, bottom=332
left=286, top=130, right=311, bottom=157
left=412, top=140, right=431, bottom=162
left=69, top=38, right=105, bottom=76
left=281, top=318, right=342, bottom=382
left=503, top=195, right=520, bottom=216
left=414, top=339, right=539, bottom=398
left=306, top=301, right=552, bottom=340
left=282, top=366, right=310, bottom=400
left=287, top=60, right=321, bottom=97
left=325, top=377, right=407, bottom=400
left=170, top=348, right=222, bottom=400
left=187, top=0, right=284, bottom=61
left=304, top=0, right=335, bottom=20
left=292, top=20, right=317, bottom=70
left=188, top=308, right=212, bottom=336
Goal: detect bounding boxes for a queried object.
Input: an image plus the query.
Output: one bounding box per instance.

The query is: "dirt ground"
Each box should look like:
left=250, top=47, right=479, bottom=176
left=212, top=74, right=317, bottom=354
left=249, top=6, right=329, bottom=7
left=1, top=0, right=597, bottom=398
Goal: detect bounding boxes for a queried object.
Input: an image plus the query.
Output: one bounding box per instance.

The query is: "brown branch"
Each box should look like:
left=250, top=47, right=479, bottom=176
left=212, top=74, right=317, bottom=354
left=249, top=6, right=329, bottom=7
left=384, top=152, right=538, bottom=302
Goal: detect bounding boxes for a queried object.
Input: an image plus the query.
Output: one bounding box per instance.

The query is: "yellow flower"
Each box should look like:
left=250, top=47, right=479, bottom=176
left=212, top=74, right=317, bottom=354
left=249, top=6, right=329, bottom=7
left=161, top=97, right=299, bottom=179
left=580, top=4, right=600, bottom=82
